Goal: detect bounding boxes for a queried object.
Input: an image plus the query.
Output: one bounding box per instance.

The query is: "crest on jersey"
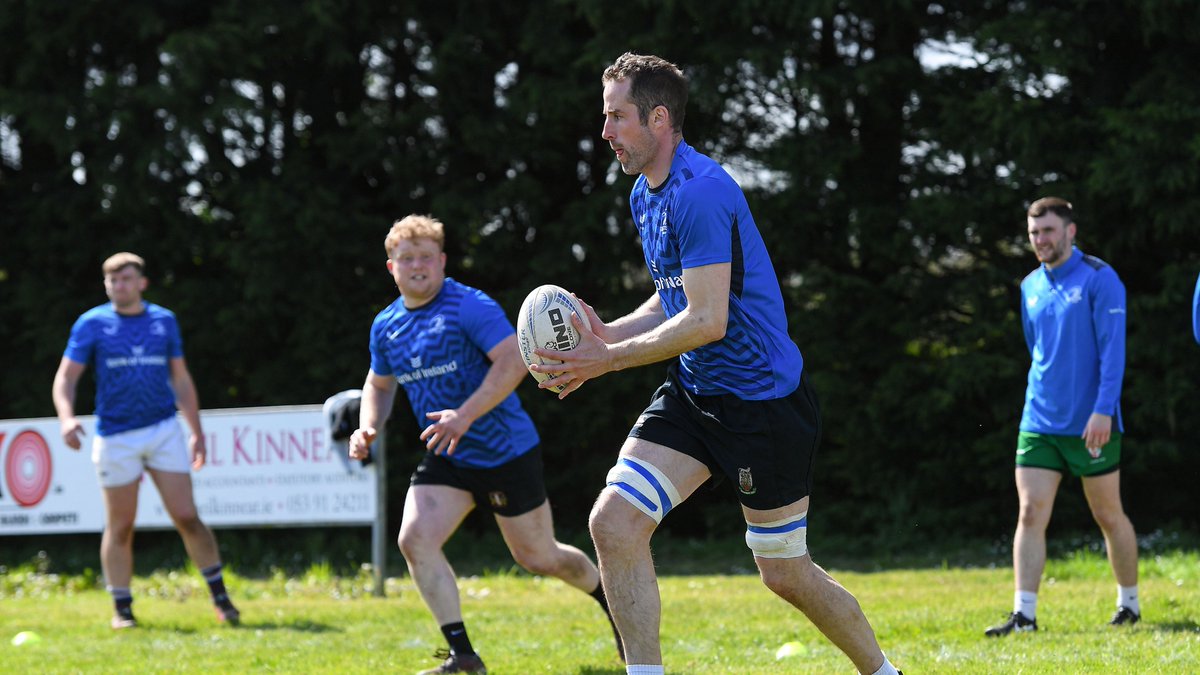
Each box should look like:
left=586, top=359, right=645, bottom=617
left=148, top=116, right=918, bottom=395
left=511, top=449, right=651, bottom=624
left=1065, top=286, right=1083, bottom=303
left=738, top=467, right=757, bottom=495
left=151, top=322, right=166, bottom=336
left=429, top=315, right=446, bottom=334
left=132, top=346, right=145, bottom=357
left=410, top=355, right=422, bottom=369
left=488, top=491, right=508, bottom=509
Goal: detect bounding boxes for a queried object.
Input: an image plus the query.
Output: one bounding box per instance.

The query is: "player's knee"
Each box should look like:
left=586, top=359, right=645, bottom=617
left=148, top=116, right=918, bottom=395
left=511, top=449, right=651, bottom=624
left=1090, top=505, right=1126, bottom=532
left=106, top=519, right=136, bottom=544
left=1017, top=501, right=1052, bottom=528
left=396, top=527, right=423, bottom=559
left=510, top=547, right=558, bottom=577
left=745, top=512, right=809, bottom=560
left=171, top=508, right=203, bottom=532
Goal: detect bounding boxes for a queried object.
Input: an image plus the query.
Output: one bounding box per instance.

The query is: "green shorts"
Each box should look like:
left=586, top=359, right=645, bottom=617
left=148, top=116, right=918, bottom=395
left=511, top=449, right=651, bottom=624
left=1016, top=431, right=1122, bottom=477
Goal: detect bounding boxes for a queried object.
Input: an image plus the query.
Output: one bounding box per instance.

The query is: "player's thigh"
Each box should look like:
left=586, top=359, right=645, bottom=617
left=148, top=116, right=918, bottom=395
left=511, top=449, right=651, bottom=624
left=400, top=483, right=476, bottom=545
left=101, top=481, right=141, bottom=528
left=1015, top=466, right=1062, bottom=514
left=617, top=436, right=712, bottom=505
left=1081, top=469, right=1125, bottom=518
left=494, top=500, right=559, bottom=556
left=148, top=468, right=200, bottom=522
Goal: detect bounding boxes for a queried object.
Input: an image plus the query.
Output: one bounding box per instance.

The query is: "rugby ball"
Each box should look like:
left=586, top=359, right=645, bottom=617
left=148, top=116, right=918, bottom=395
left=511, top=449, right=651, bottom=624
left=517, top=284, right=590, bottom=393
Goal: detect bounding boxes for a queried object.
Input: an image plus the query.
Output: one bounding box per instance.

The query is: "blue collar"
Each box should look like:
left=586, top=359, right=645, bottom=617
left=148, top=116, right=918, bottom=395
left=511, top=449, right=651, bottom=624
left=1044, top=246, right=1082, bottom=278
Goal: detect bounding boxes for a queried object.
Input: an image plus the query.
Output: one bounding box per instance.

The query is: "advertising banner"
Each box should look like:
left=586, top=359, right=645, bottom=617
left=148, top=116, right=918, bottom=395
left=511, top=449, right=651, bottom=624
left=0, top=406, right=376, bottom=535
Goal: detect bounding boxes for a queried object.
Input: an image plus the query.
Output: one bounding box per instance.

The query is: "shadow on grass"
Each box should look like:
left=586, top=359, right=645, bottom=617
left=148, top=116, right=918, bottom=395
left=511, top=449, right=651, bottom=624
left=1152, top=620, right=1200, bottom=633
left=574, top=667, right=627, bottom=675
left=236, top=620, right=340, bottom=633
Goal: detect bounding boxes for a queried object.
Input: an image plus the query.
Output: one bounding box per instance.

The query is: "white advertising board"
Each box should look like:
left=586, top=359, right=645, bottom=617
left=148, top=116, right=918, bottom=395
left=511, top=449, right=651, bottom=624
left=0, top=405, right=376, bottom=535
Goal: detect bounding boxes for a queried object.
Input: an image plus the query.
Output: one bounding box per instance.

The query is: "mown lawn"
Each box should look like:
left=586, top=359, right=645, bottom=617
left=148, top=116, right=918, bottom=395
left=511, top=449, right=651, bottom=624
left=2, top=544, right=1197, bottom=673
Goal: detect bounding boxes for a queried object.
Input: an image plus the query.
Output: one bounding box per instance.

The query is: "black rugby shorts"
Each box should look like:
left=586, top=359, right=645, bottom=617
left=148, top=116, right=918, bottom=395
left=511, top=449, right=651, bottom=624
left=410, top=445, right=548, bottom=517
left=628, top=364, right=820, bottom=511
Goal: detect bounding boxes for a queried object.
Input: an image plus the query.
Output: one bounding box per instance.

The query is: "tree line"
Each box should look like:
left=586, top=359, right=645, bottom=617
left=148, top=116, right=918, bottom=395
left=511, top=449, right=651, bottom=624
left=3, top=1, right=1198, bottom=543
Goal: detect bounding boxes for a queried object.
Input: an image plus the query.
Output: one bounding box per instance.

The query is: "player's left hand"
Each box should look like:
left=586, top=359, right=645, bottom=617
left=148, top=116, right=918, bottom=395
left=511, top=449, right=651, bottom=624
left=1082, top=413, right=1112, bottom=458
left=531, top=312, right=612, bottom=400
left=189, top=433, right=207, bottom=470
left=421, top=409, right=473, bottom=455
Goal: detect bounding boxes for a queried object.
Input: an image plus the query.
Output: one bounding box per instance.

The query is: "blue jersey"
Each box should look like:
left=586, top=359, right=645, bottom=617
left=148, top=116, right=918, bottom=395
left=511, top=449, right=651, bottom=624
left=369, top=278, right=539, bottom=468
left=1020, top=247, right=1126, bottom=435
left=630, top=140, right=802, bottom=400
left=63, top=302, right=183, bottom=437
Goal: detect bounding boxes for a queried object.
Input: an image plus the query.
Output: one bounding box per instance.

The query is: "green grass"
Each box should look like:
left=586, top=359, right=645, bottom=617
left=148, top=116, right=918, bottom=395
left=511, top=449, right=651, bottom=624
left=2, top=546, right=1198, bottom=673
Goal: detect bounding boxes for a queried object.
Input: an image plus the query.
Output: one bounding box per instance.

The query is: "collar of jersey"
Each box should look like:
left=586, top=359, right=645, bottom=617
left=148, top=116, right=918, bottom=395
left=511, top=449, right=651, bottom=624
left=1043, top=245, right=1082, bottom=280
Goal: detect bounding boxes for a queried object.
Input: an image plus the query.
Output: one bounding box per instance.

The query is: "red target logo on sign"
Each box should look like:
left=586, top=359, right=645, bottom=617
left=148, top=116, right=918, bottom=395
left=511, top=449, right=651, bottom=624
left=4, top=430, right=54, bottom=507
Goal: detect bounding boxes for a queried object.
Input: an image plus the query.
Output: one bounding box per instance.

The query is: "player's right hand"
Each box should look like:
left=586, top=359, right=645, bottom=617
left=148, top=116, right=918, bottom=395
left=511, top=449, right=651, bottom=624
left=349, top=427, right=376, bottom=460
left=573, top=294, right=612, bottom=343
left=61, top=418, right=85, bottom=450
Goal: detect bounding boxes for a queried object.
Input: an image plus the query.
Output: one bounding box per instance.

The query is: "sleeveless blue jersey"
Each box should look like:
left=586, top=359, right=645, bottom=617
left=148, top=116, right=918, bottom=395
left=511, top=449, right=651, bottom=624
left=63, top=302, right=183, bottom=437
left=1020, top=247, right=1126, bottom=435
left=630, top=140, right=803, bottom=400
left=369, top=278, right=539, bottom=468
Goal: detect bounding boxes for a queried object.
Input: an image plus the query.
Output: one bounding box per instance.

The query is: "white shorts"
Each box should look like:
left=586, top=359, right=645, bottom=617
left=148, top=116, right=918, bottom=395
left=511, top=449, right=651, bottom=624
left=92, top=416, right=191, bottom=487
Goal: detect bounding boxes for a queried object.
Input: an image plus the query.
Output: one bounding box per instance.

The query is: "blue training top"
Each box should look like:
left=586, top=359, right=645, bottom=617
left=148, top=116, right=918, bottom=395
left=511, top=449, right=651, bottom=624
left=1193, top=271, right=1200, bottom=345
left=63, top=302, right=183, bottom=437
left=1020, top=247, right=1126, bottom=435
left=630, top=139, right=803, bottom=400
left=368, top=277, right=539, bottom=469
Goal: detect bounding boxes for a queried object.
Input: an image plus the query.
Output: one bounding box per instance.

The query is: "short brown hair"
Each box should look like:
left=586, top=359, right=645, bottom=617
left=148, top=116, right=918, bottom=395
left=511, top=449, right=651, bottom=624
left=385, top=214, right=445, bottom=257
left=602, top=52, right=688, bottom=132
left=1027, top=197, right=1073, bottom=224
left=102, top=252, right=145, bottom=276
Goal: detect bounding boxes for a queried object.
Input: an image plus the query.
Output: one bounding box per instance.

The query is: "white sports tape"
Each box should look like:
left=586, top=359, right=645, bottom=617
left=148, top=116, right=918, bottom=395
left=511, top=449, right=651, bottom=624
left=745, top=511, right=808, bottom=559
left=604, top=457, right=682, bottom=524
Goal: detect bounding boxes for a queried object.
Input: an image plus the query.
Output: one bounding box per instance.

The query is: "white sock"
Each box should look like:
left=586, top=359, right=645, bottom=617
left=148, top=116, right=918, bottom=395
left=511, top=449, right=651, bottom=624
left=866, top=656, right=900, bottom=675
left=626, top=666, right=664, bottom=675
left=1015, top=590, right=1038, bottom=620
left=1118, top=585, right=1139, bottom=614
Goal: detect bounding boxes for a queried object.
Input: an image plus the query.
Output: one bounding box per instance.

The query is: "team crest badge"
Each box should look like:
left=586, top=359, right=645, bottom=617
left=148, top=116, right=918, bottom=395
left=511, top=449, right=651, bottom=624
left=488, top=491, right=508, bottom=509
left=738, top=467, right=756, bottom=495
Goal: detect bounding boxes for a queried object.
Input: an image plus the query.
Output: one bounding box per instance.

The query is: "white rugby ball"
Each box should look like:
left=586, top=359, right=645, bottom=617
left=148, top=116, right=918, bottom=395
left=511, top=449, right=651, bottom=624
left=517, top=284, right=590, bottom=393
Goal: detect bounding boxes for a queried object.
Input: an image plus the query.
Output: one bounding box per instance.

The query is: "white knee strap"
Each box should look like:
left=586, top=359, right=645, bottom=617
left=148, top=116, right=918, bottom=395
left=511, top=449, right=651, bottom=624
left=745, top=511, right=808, bottom=559
left=604, top=457, right=681, bottom=525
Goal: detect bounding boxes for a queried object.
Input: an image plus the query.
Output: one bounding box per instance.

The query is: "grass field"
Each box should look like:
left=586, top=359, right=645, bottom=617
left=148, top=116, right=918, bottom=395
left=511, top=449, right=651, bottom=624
left=2, top=543, right=1198, bottom=674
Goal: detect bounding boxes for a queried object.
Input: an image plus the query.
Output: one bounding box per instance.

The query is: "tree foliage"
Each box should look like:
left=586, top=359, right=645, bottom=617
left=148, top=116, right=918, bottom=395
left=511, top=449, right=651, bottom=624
left=3, top=0, right=1198, bottom=541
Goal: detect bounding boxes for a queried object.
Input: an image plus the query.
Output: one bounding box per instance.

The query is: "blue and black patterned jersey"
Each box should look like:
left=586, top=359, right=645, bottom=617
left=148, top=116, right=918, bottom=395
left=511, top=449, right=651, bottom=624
left=369, top=278, right=539, bottom=468
left=630, top=140, right=803, bottom=400
left=63, top=302, right=183, bottom=437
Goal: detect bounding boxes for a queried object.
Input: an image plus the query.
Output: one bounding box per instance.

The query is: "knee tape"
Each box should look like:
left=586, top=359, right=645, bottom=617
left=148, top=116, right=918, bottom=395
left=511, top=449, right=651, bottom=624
left=745, top=511, right=808, bottom=559
left=604, top=457, right=681, bottom=524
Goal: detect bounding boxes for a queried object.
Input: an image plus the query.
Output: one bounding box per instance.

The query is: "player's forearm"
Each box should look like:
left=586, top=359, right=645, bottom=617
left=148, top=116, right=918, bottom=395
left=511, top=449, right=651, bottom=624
left=359, top=379, right=395, bottom=431
left=173, top=379, right=205, bottom=436
left=603, top=294, right=667, bottom=342
left=458, top=354, right=526, bottom=423
left=51, top=374, right=77, bottom=421
left=608, top=305, right=725, bottom=372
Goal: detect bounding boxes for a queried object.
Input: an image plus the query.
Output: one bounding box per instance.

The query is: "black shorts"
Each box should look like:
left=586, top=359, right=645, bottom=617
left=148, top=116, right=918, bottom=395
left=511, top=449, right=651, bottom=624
left=410, top=445, right=548, bottom=517
left=628, top=364, right=820, bottom=511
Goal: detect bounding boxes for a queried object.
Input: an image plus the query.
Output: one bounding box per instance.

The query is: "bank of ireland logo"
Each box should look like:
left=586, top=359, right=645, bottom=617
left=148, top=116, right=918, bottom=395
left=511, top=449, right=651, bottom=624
left=410, top=355, right=422, bottom=369
left=1, top=430, right=54, bottom=507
